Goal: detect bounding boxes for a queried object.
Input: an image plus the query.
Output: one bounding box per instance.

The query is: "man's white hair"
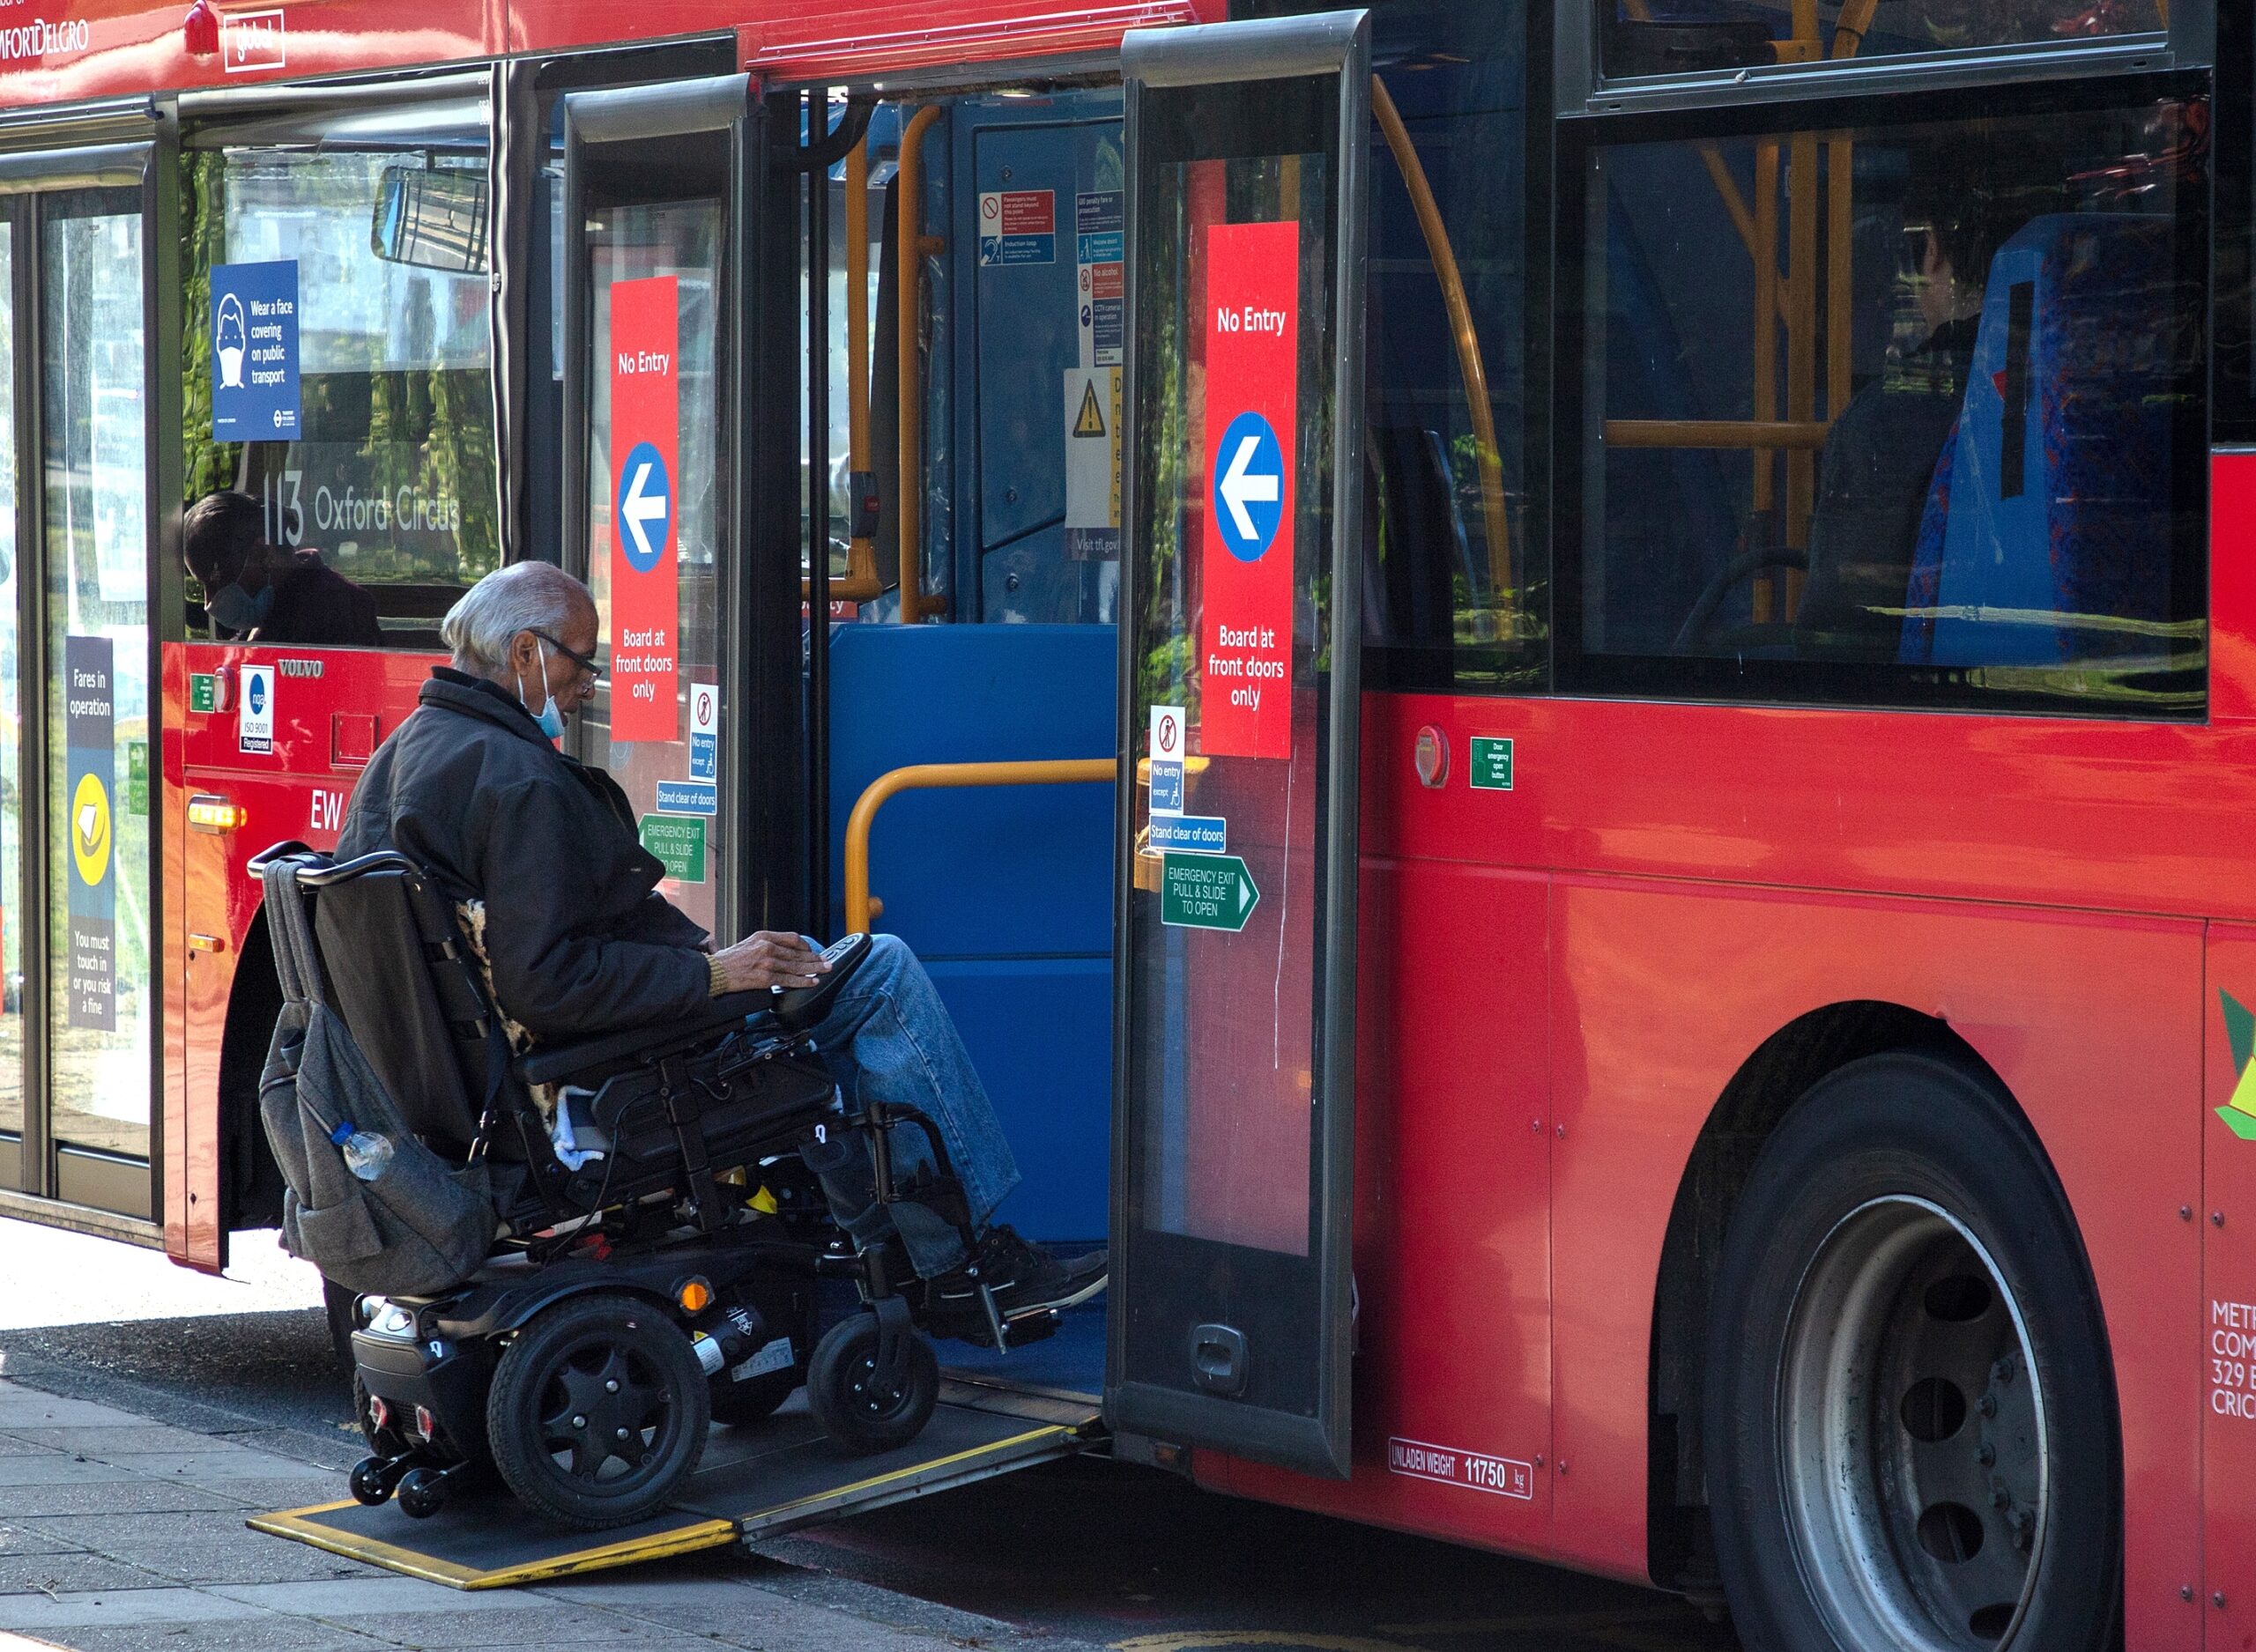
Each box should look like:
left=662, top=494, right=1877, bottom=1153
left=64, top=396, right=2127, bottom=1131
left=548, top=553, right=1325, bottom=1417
left=442, top=561, right=593, bottom=675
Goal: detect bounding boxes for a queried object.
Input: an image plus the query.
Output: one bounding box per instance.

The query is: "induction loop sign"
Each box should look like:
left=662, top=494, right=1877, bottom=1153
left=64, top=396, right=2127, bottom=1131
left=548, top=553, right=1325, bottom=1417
left=1197, top=220, right=1299, bottom=760
left=609, top=276, right=681, bottom=743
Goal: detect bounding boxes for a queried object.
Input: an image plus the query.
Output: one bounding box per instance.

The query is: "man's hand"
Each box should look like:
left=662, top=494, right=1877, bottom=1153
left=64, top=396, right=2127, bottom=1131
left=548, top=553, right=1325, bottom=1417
left=710, top=931, right=830, bottom=994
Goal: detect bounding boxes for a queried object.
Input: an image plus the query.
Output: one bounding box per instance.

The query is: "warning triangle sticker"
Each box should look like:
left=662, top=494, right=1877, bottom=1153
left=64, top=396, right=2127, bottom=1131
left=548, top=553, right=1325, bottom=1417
left=1072, top=380, right=1107, bottom=438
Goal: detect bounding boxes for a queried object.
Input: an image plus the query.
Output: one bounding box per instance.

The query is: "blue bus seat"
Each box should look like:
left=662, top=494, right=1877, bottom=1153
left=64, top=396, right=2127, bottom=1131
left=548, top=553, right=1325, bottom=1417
left=1900, top=213, right=2177, bottom=667
left=827, top=622, right=1116, bottom=1243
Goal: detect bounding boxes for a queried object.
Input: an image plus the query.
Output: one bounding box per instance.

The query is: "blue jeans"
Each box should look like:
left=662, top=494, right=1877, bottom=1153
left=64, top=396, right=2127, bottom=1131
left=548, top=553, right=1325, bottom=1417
left=796, top=935, right=1021, bottom=1277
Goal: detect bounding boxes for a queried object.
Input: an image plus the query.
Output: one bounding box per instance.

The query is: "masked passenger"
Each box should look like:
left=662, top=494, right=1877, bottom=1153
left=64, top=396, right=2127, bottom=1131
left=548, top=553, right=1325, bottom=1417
left=335, top=559, right=1105, bottom=1324
left=182, top=490, right=382, bottom=648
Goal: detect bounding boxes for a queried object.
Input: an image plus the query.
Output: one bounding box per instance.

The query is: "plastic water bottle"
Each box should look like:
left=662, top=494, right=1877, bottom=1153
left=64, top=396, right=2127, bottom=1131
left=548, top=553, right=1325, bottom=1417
left=330, top=1121, right=394, bottom=1182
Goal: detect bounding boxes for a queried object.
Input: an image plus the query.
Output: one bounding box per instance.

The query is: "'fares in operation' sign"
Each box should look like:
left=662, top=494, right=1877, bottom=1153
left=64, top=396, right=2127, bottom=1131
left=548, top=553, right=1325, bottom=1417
left=210, top=260, right=300, bottom=441
left=609, top=277, right=679, bottom=743
left=1198, top=220, right=1297, bottom=759
left=64, top=638, right=115, bottom=1031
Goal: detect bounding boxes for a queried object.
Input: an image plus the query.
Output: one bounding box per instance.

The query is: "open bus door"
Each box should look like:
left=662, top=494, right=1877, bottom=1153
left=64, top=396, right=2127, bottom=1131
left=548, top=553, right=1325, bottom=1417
left=1109, top=11, right=1371, bottom=1480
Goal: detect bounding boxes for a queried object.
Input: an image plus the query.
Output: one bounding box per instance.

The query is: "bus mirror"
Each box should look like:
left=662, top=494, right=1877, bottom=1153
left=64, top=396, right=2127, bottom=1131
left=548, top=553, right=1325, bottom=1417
left=371, top=165, right=489, bottom=275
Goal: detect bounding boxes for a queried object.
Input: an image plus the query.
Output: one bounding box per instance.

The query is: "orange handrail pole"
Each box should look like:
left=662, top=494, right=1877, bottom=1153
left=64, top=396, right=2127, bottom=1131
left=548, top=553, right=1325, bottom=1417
left=806, top=124, right=882, bottom=604
left=1370, top=74, right=1513, bottom=597
left=897, top=105, right=946, bottom=623
left=843, top=759, right=1116, bottom=934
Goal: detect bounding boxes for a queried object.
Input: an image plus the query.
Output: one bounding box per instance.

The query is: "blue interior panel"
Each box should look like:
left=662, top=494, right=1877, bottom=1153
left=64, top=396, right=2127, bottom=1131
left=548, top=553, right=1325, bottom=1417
left=948, top=93, right=1124, bottom=624
left=827, top=622, right=1117, bottom=1242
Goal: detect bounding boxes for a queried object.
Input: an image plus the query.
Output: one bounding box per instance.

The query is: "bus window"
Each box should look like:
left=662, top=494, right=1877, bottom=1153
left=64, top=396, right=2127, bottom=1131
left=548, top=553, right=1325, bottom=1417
left=180, top=145, right=498, bottom=649
left=1599, top=1, right=2167, bottom=78
left=1568, top=98, right=2207, bottom=715
left=1350, top=0, right=1540, bottom=692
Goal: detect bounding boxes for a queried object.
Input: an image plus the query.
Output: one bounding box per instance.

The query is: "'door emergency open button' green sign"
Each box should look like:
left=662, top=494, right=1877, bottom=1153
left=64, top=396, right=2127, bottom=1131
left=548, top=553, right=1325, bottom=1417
left=1161, top=851, right=1259, bottom=932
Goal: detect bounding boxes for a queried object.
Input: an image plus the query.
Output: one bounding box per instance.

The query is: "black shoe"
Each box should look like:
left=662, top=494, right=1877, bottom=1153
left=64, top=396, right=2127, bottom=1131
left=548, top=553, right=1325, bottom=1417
left=929, top=1226, right=1108, bottom=1321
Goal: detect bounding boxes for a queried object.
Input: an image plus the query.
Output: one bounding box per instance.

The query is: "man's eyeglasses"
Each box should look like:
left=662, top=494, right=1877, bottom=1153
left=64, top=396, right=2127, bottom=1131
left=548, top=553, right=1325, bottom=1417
left=531, top=630, right=604, bottom=685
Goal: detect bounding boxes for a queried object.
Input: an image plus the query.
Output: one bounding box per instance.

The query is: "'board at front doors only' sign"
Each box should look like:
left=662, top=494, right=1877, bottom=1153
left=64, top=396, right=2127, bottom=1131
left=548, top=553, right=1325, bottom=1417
left=609, top=276, right=679, bottom=743
left=1198, top=219, right=1297, bottom=760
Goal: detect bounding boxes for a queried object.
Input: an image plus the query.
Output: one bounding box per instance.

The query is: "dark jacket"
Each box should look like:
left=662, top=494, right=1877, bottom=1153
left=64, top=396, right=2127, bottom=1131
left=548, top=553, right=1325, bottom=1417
left=260, top=551, right=382, bottom=648
left=336, top=668, right=712, bottom=1041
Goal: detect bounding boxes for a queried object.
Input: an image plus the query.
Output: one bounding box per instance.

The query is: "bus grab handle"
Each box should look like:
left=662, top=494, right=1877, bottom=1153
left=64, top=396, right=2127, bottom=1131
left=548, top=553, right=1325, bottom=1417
left=843, top=759, right=1115, bottom=935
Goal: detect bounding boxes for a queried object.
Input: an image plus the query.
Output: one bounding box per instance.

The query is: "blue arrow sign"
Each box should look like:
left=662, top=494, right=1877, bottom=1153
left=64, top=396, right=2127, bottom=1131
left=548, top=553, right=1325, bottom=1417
left=615, top=440, right=673, bottom=573
left=1211, top=410, right=1283, bottom=562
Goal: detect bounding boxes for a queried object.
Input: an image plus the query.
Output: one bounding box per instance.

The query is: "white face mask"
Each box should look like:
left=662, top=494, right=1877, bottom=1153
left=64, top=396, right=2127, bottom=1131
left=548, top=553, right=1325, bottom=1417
left=516, top=640, right=568, bottom=740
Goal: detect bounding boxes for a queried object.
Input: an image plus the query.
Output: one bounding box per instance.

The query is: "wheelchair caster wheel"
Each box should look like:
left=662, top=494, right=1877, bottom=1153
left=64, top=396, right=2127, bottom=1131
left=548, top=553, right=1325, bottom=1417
left=347, top=1456, right=402, bottom=1507
left=396, top=1466, right=449, bottom=1519
left=808, top=1314, right=938, bottom=1456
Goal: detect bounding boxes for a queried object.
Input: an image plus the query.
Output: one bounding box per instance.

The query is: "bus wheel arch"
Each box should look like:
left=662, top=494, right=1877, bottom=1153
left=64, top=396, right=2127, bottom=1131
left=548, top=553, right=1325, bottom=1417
left=1645, top=1001, right=2120, bottom=1649
left=217, top=903, right=287, bottom=1240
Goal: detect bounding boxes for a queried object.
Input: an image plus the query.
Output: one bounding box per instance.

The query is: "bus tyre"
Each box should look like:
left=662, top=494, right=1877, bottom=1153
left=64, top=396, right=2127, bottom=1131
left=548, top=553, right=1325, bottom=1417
left=1703, top=1052, right=2120, bottom=1652
left=808, top=1315, right=938, bottom=1455
left=485, top=1293, right=709, bottom=1530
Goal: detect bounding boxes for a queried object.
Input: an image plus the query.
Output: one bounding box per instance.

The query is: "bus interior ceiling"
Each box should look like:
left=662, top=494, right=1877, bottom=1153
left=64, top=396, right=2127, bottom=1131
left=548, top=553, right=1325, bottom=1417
left=813, top=87, right=1124, bottom=1295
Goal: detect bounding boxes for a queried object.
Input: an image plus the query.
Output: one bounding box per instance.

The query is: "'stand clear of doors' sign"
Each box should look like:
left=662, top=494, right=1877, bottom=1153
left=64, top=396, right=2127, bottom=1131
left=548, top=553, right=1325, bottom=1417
left=63, top=637, right=115, bottom=1031
left=1198, top=220, right=1297, bottom=759
left=608, top=275, right=680, bottom=744
left=210, top=260, right=300, bottom=441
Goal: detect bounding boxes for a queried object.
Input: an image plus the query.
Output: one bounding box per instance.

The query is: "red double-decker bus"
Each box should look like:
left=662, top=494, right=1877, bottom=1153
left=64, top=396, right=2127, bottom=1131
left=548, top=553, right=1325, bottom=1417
left=0, top=0, right=2251, bottom=1644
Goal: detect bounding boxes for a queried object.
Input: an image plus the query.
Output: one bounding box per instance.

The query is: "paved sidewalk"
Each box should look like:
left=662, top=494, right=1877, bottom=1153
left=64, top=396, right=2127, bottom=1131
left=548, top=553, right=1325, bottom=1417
left=0, top=1375, right=1079, bottom=1652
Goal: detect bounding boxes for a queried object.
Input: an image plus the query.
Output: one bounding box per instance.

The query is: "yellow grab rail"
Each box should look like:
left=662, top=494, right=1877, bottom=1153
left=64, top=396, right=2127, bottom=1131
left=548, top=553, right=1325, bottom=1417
left=808, top=130, right=882, bottom=605
left=844, top=759, right=1115, bottom=934
left=1370, top=74, right=1512, bottom=598
left=897, top=106, right=946, bottom=623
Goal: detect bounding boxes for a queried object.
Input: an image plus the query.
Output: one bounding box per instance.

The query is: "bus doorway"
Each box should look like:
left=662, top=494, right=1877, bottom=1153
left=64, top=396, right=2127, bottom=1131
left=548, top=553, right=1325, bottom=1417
left=259, top=12, right=1372, bottom=1586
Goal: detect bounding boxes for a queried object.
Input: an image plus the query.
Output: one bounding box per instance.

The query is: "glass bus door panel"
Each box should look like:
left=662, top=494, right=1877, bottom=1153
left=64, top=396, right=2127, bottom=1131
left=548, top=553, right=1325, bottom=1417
left=43, top=189, right=150, bottom=1214
left=1111, top=12, right=1369, bottom=1480
left=564, top=78, right=749, bottom=941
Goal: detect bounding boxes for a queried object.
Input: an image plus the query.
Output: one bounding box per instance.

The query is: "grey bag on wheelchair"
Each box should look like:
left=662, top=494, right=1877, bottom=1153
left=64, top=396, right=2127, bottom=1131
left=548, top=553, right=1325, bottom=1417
left=256, top=856, right=494, bottom=1296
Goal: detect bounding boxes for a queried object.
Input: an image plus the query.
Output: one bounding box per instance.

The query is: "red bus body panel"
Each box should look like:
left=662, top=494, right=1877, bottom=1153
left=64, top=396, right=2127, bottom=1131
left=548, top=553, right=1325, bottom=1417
left=161, top=641, right=435, bottom=1274
left=0, top=0, right=1221, bottom=113
left=1217, top=452, right=2256, bottom=1642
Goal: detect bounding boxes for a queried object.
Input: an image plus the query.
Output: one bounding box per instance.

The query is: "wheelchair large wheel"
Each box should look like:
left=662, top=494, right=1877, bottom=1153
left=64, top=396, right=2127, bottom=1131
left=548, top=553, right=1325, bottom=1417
left=486, top=1293, right=709, bottom=1530
left=807, top=1314, right=938, bottom=1455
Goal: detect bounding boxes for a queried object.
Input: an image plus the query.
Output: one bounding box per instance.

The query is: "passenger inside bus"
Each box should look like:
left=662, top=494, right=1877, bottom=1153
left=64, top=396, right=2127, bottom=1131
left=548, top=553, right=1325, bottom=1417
left=1792, top=151, right=2004, bottom=661
left=182, top=488, right=381, bottom=647
left=337, top=562, right=1109, bottom=1330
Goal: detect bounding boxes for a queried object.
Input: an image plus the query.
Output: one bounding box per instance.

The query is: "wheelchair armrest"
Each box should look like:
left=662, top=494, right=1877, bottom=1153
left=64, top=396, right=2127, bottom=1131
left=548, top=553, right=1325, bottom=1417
left=514, top=992, right=774, bottom=1088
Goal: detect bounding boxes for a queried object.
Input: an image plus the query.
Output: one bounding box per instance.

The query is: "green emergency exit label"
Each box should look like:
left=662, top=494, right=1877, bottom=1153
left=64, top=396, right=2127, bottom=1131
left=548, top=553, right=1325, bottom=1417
left=1161, top=852, right=1259, bottom=932
left=1470, top=737, right=1514, bottom=790
left=639, top=813, right=707, bottom=884
left=126, top=742, right=148, bottom=816
left=189, top=673, right=216, bottom=714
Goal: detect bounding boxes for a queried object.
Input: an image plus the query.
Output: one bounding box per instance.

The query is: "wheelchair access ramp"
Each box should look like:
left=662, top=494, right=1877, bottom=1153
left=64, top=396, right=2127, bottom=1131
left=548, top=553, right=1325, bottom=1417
left=250, top=1378, right=1102, bottom=1589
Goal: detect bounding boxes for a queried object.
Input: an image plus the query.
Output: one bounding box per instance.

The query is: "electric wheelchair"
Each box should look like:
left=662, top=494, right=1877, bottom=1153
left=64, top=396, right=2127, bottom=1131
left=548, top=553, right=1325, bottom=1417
left=250, top=842, right=1057, bottom=1531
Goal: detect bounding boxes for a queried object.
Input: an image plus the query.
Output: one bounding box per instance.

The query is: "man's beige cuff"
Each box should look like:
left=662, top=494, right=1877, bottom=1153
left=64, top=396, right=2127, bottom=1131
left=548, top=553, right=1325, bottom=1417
left=709, top=956, right=728, bottom=997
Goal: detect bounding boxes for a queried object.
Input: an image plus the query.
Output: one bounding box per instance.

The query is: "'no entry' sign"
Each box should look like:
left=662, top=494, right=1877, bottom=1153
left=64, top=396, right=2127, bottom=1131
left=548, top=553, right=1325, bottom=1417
left=1198, top=219, right=1297, bottom=759
left=609, top=276, right=679, bottom=743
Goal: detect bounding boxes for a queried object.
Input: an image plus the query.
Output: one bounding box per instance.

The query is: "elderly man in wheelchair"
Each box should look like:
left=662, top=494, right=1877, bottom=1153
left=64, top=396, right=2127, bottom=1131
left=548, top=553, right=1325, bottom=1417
left=253, top=562, right=1103, bottom=1531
